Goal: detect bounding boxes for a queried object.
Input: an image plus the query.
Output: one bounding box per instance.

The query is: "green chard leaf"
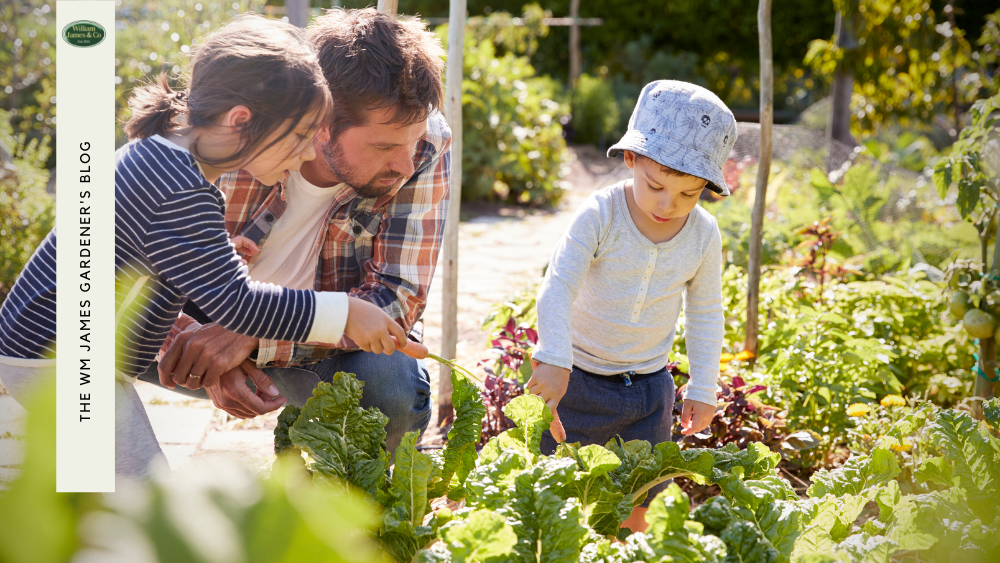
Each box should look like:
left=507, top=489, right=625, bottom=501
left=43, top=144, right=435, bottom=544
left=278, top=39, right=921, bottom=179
left=429, top=371, right=487, bottom=501
left=565, top=444, right=626, bottom=535
left=438, top=509, right=517, bottom=563
left=286, top=375, right=391, bottom=499
left=640, top=485, right=727, bottom=563
left=806, top=447, right=900, bottom=498
left=692, top=496, right=734, bottom=536
left=720, top=520, right=779, bottom=563
left=274, top=403, right=301, bottom=456
left=912, top=457, right=958, bottom=489
left=380, top=431, right=437, bottom=562
left=502, top=456, right=587, bottom=563
left=926, top=409, right=1000, bottom=515
left=607, top=439, right=714, bottom=506
left=984, top=398, right=1000, bottom=430
left=878, top=486, right=1000, bottom=557
left=832, top=533, right=899, bottom=563
left=499, top=394, right=554, bottom=459
left=464, top=448, right=530, bottom=511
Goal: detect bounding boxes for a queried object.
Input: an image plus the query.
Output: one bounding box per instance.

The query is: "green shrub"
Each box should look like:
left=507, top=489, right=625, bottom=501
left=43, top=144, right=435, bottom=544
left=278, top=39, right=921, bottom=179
left=569, top=73, right=620, bottom=146
left=115, top=0, right=264, bottom=148
left=0, top=108, right=53, bottom=304
left=441, top=25, right=571, bottom=205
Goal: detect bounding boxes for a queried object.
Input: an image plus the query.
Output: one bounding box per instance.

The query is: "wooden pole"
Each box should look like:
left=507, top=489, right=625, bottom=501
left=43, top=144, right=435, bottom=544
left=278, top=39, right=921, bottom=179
left=744, top=0, right=773, bottom=357
left=439, top=0, right=466, bottom=421
left=377, top=0, right=398, bottom=17
left=286, top=0, right=309, bottom=27
left=828, top=3, right=857, bottom=154
left=569, top=0, right=581, bottom=87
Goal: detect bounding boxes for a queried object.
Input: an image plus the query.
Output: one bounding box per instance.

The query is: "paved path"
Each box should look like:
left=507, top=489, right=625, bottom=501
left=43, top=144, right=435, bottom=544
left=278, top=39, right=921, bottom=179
left=0, top=146, right=627, bottom=485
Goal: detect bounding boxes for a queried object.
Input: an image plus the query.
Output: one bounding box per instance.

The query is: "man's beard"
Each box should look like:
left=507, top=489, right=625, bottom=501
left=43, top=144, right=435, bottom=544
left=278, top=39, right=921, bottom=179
left=321, top=140, right=406, bottom=198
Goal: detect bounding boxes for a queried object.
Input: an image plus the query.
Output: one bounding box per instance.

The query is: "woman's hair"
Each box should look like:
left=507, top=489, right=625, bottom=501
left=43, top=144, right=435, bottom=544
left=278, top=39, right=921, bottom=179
left=307, top=8, right=445, bottom=140
left=124, top=14, right=333, bottom=168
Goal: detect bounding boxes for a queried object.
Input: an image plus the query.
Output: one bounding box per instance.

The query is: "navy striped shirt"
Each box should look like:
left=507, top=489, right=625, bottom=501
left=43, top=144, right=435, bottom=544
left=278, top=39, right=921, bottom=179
left=0, top=229, right=57, bottom=360
left=1, top=136, right=327, bottom=379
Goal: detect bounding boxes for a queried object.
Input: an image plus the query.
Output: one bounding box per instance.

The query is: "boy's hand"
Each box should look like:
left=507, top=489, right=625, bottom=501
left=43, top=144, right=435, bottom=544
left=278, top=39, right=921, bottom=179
left=230, top=235, right=259, bottom=266
left=678, top=399, right=716, bottom=436
left=344, top=296, right=407, bottom=355
left=526, top=361, right=569, bottom=443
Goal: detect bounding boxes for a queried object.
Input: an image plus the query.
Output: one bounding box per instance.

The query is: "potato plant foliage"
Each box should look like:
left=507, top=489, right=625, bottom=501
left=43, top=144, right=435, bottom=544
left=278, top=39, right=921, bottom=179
left=275, top=372, right=1000, bottom=563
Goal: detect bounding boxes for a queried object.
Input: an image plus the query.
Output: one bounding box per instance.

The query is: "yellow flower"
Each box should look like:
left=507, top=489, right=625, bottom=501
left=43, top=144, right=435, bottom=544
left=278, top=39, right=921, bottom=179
left=719, top=363, right=730, bottom=372
left=734, top=350, right=756, bottom=362
left=880, top=395, right=906, bottom=407
left=846, top=403, right=871, bottom=417
left=890, top=440, right=913, bottom=452
left=720, top=353, right=735, bottom=363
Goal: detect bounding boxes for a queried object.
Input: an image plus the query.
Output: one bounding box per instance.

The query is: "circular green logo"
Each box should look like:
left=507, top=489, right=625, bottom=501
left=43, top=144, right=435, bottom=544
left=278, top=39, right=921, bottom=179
left=62, top=20, right=106, bottom=48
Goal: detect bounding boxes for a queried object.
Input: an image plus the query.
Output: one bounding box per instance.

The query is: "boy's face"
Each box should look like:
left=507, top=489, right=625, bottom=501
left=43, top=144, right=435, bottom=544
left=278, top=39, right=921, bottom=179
left=624, top=151, right=707, bottom=226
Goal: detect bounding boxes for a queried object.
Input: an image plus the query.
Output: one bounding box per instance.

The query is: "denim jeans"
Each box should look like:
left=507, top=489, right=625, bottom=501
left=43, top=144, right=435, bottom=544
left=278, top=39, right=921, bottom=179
left=539, top=365, right=675, bottom=507
left=138, top=350, right=431, bottom=454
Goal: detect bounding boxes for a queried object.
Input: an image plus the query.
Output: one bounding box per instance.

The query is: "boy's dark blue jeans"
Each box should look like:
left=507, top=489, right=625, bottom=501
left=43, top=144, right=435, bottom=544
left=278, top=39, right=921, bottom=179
left=540, top=364, right=675, bottom=508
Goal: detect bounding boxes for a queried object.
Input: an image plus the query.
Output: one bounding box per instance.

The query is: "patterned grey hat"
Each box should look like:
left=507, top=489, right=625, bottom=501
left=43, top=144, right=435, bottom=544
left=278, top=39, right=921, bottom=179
left=608, top=80, right=737, bottom=196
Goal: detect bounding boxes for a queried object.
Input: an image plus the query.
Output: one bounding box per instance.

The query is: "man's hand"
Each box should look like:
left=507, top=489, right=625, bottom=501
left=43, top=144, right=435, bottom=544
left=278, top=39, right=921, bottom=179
left=204, top=360, right=286, bottom=419
left=343, top=296, right=407, bottom=355
left=525, top=360, right=570, bottom=443
left=158, top=322, right=259, bottom=391
left=678, top=399, right=716, bottom=436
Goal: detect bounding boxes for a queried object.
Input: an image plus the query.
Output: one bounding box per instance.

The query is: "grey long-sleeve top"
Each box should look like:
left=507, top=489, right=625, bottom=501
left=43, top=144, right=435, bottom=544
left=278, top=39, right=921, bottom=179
left=533, top=182, right=724, bottom=405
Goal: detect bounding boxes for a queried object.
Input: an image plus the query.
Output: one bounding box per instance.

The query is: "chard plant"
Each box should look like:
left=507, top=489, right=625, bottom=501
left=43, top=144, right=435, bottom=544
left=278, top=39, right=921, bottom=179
left=272, top=366, right=1000, bottom=563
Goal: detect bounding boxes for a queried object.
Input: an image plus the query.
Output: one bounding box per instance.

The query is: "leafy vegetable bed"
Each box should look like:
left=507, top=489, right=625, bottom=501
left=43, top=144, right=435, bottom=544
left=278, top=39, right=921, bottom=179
left=275, top=372, right=1000, bottom=563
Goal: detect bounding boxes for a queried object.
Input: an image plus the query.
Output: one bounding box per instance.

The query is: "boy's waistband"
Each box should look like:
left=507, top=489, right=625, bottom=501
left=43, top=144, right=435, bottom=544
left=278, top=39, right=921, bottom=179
left=574, top=365, right=667, bottom=386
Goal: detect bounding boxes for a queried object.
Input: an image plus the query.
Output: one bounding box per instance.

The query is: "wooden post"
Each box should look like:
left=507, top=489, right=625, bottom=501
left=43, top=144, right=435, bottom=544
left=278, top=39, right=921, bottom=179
left=569, top=0, right=581, bottom=87
left=439, top=0, right=466, bottom=421
left=377, top=0, right=398, bottom=17
left=286, top=0, right=309, bottom=27
left=744, top=0, right=773, bottom=357
left=828, top=3, right=857, bottom=153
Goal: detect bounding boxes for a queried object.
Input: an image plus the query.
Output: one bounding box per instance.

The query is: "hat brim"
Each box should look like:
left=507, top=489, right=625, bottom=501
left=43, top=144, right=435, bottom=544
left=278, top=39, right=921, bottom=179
left=608, top=130, right=731, bottom=196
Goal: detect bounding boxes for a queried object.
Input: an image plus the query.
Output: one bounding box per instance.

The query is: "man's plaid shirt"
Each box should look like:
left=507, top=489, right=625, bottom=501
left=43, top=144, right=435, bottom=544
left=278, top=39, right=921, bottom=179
left=165, top=111, right=451, bottom=368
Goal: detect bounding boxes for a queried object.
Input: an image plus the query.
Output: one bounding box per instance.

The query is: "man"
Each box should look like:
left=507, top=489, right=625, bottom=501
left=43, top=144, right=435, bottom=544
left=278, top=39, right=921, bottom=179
left=139, top=8, right=451, bottom=453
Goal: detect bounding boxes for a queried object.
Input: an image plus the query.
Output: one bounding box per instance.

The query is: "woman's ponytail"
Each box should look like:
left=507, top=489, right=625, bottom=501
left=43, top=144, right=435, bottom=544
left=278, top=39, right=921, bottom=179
left=123, top=73, right=188, bottom=140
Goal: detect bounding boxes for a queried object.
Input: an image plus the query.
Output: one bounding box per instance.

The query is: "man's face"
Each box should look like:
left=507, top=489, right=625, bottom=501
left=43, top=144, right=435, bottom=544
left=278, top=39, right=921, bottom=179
left=319, top=106, right=428, bottom=198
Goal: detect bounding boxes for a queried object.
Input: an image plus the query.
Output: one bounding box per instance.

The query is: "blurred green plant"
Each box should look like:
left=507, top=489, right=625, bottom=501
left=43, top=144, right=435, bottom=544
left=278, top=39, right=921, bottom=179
left=114, top=0, right=264, bottom=148
left=440, top=19, right=570, bottom=205
left=0, top=0, right=56, bottom=145
left=0, top=379, right=383, bottom=563
left=569, top=73, right=620, bottom=147
left=0, top=108, right=53, bottom=304
left=805, top=0, right=989, bottom=136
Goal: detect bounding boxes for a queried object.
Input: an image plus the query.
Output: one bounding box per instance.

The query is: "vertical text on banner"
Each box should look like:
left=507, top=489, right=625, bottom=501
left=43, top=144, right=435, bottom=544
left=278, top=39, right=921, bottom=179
left=56, top=1, right=115, bottom=492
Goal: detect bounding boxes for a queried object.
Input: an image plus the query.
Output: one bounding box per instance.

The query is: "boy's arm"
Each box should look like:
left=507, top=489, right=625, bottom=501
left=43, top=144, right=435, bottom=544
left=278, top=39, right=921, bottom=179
left=532, top=196, right=606, bottom=371
left=682, top=223, right=725, bottom=407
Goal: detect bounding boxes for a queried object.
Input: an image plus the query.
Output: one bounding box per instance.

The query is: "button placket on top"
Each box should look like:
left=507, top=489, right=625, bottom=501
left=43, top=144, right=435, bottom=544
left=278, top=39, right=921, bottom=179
left=630, top=248, right=657, bottom=323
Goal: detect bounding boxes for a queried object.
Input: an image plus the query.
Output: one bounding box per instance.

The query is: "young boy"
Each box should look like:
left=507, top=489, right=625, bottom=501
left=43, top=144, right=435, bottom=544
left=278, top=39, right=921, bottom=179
left=528, top=80, right=735, bottom=531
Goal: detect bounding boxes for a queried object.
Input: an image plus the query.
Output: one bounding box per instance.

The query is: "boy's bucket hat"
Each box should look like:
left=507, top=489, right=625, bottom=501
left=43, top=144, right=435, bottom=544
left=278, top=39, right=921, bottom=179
left=608, top=80, right=737, bottom=196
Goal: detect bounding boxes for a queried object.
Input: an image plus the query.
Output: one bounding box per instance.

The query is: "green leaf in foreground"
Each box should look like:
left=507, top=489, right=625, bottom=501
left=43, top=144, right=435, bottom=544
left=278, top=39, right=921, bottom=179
left=497, top=394, right=554, bottom=459
left=380, top=431, right=438, bottom=562
left=439, top=509, right=517, bottom=563
left=806, top=447, right=900, bottom=498
left=430, top=371, right=487, bottom=500
left=984, top=398, right=1000, bottom=430
left=286, top=375, right=390, bottom=499
left=502, top=456, right=587, bottom=563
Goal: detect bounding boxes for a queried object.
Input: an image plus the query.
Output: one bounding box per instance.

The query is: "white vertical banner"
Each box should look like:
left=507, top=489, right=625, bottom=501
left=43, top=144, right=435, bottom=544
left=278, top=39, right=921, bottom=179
left=56, top=1, right=116, bottom=492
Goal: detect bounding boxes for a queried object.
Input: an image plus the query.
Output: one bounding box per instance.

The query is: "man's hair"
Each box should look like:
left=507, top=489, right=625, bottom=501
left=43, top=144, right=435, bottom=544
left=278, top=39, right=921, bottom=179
left=308, top=8, right=445, bottom=139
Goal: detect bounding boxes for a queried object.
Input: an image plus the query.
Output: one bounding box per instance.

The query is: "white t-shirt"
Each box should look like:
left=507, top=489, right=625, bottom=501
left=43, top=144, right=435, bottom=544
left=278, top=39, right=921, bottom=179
left=247, top=172, right=348, bottom=290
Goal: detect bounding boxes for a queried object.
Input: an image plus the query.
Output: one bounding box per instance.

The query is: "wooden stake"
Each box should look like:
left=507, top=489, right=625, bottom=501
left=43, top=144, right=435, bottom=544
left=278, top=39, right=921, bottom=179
left=286, top=0, right=309, bottom=27
left=377, top=0, right=398, bottom=17
left=744, top=0, right=773, bottom=357
left=439, top=0, right=467, bottom=421
left=569, top=0, right=581, bottom=87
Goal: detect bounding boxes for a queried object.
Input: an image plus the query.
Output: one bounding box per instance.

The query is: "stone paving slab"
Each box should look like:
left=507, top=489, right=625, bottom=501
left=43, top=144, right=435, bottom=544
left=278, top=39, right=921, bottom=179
left=143, top=403, right=217, bottom=446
